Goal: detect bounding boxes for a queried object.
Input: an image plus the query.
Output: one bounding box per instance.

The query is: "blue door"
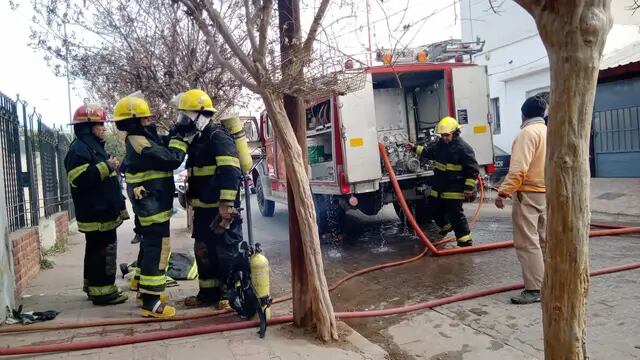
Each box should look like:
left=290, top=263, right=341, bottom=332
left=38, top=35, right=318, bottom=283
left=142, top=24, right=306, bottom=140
left=592, top=106, right=640, bottom=177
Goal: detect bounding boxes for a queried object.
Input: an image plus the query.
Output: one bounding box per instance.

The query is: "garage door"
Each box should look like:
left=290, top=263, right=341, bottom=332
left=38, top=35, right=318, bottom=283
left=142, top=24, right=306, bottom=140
left=592, top=106, right=640, bottom=177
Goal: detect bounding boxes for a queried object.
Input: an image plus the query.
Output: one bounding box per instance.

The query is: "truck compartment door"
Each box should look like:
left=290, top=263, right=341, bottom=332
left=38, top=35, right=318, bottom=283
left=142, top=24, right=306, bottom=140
left=451, top=65, right=494, bottom=165
left=339, top=73, right=382, bottom=183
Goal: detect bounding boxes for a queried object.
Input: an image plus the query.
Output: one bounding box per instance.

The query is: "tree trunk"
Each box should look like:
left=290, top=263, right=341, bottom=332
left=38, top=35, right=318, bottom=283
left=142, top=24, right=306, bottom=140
left=278, top=0, right=313, bottom=328
left=517, top=1, right=613, bottom=358
left=261, top=90, right=338, bottom=341
left=284, top=94, right=313, bottom=327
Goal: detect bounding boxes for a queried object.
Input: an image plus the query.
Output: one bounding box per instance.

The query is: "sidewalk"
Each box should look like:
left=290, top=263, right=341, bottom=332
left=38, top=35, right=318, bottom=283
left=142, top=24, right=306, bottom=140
left=0, top=201, right=388, bottom=359
left=485, top=177, right=639, bottom=222
left=590, top=178, right=640, bottom=221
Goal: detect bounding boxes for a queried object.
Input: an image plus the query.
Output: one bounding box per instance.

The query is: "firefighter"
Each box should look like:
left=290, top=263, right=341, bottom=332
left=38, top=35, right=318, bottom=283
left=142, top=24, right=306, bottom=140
left=174, top=89, right=243, bottom=309
left=65, top=103, right=129, bottom=305
left=407, top=116, right=480, bottom=247
left=112, top=92, right=194, bottom=318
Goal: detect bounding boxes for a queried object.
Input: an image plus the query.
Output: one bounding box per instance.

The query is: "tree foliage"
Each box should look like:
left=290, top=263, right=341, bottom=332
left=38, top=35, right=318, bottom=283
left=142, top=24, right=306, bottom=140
left=27, top=0, right=252, bottom=128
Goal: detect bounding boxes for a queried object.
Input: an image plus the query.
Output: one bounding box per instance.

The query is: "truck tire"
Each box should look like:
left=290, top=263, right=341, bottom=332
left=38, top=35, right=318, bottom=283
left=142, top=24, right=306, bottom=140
left=355, top=191, right=383, bottom=216
left=251, top=169, right=259, bottom=194
left=314, top=195, right=345, bottom=236
left=393, top=200, right=430, bottom=224
left=256, top=176, right=275, bottom=217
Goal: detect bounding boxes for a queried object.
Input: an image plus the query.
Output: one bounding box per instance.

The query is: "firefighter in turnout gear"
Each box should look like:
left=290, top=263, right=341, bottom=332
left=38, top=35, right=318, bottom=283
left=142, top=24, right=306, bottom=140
left=65, top=104, right=129, bottom=305
left=113, top=92, right=192, bottom=318
left=173, top=89, right=243, bottom=310
left=407, top=116, right=480, bottom=247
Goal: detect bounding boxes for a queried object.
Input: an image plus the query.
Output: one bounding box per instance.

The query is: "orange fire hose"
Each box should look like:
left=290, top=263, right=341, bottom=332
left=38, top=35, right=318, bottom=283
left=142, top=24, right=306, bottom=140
left=0, top=148, right=488, bottom=335
left=0, top=144, right=637, bottom=336
left=1, top=261, right=638, bottom=356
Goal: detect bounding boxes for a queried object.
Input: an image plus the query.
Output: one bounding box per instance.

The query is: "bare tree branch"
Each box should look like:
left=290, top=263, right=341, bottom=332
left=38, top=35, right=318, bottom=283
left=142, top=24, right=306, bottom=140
left=243, top=0, right=260, bottom=52
left=301, top=0, right=331, bottom=59
left=199, top=0, right=259, bottom=75
left=256, top=0, right=273, bottom=61
left=178, top=0, right=261, bottom=92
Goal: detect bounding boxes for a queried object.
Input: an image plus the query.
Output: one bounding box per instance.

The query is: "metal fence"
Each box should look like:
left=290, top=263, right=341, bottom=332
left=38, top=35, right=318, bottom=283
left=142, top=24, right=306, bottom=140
left=0, top=93, right=26, bottom=231
left=0, top=92, right=75, bottom=232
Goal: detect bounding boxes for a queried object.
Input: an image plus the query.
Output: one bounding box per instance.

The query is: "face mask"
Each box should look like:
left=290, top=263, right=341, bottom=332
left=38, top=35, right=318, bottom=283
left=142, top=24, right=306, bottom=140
left=179, top=111, right=212, bottom=132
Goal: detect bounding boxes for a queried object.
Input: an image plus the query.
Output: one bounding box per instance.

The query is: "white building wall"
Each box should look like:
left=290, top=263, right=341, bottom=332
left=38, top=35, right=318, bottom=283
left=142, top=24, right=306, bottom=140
left=460, top=0, right=640, bottom=153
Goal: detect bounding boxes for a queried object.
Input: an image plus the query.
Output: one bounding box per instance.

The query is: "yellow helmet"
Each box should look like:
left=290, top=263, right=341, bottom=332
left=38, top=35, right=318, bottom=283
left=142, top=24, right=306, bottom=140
left=112, top=96, right=152, bottom=121
left=435, top=116, right=461, bottom=135
left=178, top=89, right=217, bottom=113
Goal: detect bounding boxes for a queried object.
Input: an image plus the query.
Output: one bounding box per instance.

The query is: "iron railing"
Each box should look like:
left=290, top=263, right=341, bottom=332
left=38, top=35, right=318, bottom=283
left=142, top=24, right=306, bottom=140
left=0, top=92, right=75, bottom=232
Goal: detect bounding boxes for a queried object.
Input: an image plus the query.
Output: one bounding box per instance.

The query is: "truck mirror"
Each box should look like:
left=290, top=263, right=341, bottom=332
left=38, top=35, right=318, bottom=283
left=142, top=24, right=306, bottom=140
left=244, top=117, right=260, bottom=142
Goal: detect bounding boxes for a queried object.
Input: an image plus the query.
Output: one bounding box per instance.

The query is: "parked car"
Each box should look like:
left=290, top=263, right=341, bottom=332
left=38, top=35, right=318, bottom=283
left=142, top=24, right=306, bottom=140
left=176, top=168, right=188, bottom=208
left=490, top=145, right=511, bottom=186
left=173, top=162, right=186, bottom=197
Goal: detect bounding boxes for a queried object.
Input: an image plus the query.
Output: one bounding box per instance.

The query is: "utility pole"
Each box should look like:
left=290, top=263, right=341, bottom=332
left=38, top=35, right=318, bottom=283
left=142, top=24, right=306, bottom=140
left=365, top=0, right=373, bottom=66
left=277, top=0, right=312, bottom=326
left=63, top=21, right=73, bottom=121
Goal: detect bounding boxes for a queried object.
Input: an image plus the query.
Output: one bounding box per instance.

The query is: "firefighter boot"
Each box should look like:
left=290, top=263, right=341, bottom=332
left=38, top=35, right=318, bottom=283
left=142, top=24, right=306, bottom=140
left=140, top=301, right=176, bottom=318
left=136, top=292, right=169, bottom=306
left=456, top=235, right=473, bottom=247
left=130, top=271, right=140, bottom=291
left=217, top=299, right=231, bottom=310
left=131, top=234, right=142, bottom=244
left=437, top=223, right=453, bottom=240
left=91, top=287, right=129, bottom=306
left=184, top=288, right=222, bottom=307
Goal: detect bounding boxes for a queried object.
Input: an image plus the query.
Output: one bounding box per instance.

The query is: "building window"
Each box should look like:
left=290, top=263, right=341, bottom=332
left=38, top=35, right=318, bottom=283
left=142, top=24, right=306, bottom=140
left=489, top=97, right=501, bottom=135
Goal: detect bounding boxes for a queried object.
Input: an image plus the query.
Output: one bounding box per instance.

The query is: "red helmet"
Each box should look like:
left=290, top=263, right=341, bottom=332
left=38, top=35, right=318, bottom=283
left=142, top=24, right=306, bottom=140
left=69, top=104, right=108, bottom=125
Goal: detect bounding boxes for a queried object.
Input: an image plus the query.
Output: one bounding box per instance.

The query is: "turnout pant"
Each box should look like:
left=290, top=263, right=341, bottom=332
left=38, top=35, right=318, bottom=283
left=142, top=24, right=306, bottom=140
left=428, top=195, right=472, bottom=244
left=512, top=191, right=547, bottom=290
left=135, top=218, right=171, bottom=310
left=83, top=229, right=119, bottom=302
left=192, top=208, right=243, bottom=297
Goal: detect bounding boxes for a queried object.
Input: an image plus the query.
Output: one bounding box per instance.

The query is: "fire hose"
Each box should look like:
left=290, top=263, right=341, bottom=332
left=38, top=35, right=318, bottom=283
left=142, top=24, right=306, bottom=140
left=0, top=144, right=639, bottom=347
left=0, top=262, right=638, bottom=355
left=0, top=144, right=639, bottom=336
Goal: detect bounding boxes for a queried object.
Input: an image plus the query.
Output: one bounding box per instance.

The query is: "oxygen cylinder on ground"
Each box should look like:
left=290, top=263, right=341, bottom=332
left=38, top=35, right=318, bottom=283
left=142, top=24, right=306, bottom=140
left=221, top=115, right=252, bottom=174
left=249, top=245, right=271, bottom=320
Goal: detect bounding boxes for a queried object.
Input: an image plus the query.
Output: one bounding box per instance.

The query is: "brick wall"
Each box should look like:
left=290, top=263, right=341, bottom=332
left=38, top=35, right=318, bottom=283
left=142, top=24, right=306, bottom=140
left=11, top=228, right=40, bottom=295
left=53, top=211, right=69, bottom=245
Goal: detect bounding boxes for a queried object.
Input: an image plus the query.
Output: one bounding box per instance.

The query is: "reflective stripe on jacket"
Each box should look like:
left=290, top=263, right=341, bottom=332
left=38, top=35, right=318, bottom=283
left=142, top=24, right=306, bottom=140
left=124, top=126, right=187, bottom=227
left=64, top=134, right=126, bottom=233
left=187, top=123, right=242, bottom=210
left=417, top=136, right=480, bottom=199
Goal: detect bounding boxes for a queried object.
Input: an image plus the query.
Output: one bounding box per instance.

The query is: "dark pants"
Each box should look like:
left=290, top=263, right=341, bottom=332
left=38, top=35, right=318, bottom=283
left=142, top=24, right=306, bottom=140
left=136, top=218, right=171, bottom=309
left=193, top=208, right=243, bottom=296
left=428, top=196, right=472, bottom=243
left=84, top=230, right=119, bottom=301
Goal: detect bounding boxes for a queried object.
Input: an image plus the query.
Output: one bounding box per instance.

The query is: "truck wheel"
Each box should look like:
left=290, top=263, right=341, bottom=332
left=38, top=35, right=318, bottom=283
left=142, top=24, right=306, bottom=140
left=393, top=201, right=430, bottom=224
left=256, top=176, right=275, bottom=217
left=251, top=169, right=259, bottom=194
left=314, top=195, right=345, bottom=236
left=177, top=192, right=186, bottom=209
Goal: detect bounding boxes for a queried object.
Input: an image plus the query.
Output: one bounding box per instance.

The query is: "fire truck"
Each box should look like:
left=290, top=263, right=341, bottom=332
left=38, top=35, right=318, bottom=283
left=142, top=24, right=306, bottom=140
left=252, top=61, right=495, bottom=234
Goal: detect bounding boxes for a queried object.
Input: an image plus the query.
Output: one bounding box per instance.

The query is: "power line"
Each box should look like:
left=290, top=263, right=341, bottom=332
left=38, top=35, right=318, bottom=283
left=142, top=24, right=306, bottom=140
left=488, top=55, right=548, bottom=76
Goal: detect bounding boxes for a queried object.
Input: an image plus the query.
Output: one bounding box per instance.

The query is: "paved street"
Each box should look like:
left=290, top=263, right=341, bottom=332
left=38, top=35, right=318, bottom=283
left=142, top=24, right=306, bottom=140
left=2, top=187, right=640, bottom=359
left=254, top=195, right=640, bottom=359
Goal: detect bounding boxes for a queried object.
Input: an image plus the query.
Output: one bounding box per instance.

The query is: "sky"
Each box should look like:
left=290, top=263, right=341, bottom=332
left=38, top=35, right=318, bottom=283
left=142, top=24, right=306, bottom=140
left=0, top=0, right=461, bottom=126
left=0, top=1, right=86, bottom=127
